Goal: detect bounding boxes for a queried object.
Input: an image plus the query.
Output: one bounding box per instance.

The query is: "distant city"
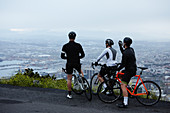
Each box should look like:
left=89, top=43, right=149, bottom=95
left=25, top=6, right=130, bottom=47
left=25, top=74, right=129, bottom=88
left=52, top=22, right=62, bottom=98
left=0, top=37, right=170, bottom=101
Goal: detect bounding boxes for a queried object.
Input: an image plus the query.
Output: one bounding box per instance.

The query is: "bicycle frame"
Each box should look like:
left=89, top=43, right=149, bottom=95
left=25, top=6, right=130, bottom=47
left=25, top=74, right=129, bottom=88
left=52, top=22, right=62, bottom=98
left=116, top=72, right=149, bottom=96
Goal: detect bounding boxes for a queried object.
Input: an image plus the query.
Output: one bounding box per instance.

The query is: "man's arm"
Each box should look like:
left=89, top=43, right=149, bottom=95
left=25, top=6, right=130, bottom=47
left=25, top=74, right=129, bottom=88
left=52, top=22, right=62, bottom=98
left=61, top=45, right=67, bottom=59
left=79, top=45, right=85, bottom=59
left=118, top=40, right=124, bottom=54
left=120, top=46, right=124, bottom=54
left=96, top=49, right=107, bottom=62
left=118, top=53, right=127, bottom=71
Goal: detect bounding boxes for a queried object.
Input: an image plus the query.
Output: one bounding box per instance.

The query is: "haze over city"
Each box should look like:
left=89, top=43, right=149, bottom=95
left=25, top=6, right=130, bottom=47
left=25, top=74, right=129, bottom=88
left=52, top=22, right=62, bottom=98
left=0, top=0, right=170, bottom=42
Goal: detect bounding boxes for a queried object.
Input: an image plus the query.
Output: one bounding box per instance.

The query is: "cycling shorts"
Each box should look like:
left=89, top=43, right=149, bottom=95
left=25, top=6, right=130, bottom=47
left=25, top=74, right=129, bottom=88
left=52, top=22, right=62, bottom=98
left=66, top=63, right=81, bottom=75
left=121, top=70, right=136, bottom=85
left=99, top=66, right=117, bottom=77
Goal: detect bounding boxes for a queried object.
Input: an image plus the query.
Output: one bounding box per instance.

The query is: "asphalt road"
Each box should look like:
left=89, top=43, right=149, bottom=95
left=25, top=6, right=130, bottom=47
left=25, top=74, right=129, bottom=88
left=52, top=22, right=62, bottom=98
left=0, top=84, right=169, bottom=113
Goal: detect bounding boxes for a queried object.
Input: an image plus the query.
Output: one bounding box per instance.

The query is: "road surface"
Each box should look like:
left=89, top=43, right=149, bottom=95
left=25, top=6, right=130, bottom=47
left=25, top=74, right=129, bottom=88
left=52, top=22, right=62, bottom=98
left=0, top=84, right=169, bottom=113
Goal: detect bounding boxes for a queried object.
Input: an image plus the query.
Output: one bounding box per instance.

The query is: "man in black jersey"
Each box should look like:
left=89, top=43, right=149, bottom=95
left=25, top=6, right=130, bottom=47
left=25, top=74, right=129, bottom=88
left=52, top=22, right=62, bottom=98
left=116, top=37, right=137, bottom=108
left=61, top=31, right=85, bottom=99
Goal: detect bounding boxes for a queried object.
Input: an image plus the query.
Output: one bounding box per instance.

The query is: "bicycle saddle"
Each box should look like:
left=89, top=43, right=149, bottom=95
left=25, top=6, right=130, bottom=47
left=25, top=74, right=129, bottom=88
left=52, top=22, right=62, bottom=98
left=138, top=67, right=148, bottom=70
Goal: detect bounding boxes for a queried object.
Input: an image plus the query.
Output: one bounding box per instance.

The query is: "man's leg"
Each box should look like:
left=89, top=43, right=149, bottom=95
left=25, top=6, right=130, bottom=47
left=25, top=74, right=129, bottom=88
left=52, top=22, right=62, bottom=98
left=66, top=63, right=73, bottom=98
left=121, top=83, right=128, bottom=105
left=80, top=70, right=84, bottom=77
left=117, top=71, right=130, bottom=108
left=67, top=74, right=72, bottom=99
left=98, top=66, right=108, bottom=91
left=98, top=66, right=106, bottom=83
left=67, top=74, right=72, bottom=93
left=75, top=64, right=84, bottom=77
left=98, top=74, right=104, bottom=82
left=98, top=74, right=108, bottom=93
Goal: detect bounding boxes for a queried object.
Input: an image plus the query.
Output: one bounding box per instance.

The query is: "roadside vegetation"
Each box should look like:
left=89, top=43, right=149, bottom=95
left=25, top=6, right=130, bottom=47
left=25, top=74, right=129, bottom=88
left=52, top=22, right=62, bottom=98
left=0, top=68, right=67, bottom=90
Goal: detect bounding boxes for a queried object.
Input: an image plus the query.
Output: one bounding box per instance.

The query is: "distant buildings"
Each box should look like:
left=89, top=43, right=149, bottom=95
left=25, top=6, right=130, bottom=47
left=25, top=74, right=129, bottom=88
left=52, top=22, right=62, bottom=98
left=163, top=76, right=170, bottom=94
left=83, top=67, right=96, bottom=81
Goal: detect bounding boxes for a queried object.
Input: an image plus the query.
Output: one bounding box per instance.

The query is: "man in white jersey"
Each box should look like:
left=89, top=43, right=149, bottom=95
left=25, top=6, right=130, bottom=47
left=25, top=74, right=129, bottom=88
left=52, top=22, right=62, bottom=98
left=95, top=39, right=117, bottom=93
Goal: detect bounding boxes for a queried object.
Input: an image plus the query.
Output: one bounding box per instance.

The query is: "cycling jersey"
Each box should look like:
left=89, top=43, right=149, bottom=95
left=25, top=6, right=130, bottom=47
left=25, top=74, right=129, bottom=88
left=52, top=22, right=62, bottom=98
left=118, top=47, right=137, bottom=84
left=61, top=41, right=85, bottom=64
left=118, top=47, right=137, bottom=71
left=97, top=47, right=117, bottom=66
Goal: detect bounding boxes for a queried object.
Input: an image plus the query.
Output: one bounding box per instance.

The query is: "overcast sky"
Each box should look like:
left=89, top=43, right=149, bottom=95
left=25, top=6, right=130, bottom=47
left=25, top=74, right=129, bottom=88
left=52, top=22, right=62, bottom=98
left=0, top=0, right=170, bottom=41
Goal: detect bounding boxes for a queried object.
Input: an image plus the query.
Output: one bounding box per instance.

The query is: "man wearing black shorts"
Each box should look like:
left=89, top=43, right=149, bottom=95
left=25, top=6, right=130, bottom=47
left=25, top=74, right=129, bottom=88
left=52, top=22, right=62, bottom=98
left=117, top=37, right=137, bottom=108
left=61, top=31, right=85, bottom=99
left=95, top=39, right=117, bottom=93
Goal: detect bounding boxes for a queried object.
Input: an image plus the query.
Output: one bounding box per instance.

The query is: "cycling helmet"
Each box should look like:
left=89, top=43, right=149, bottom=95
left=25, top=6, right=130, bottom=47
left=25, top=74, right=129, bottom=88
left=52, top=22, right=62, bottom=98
left=68, top=31, right=76, bottom=39
left=105, top=39, right=114, bottom=46
left=123, top=37, right=132, bottom=46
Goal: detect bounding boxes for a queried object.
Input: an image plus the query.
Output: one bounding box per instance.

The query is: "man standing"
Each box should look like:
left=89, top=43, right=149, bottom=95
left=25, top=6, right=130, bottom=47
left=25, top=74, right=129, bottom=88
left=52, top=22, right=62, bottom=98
left=61, top=31, right=85, bottom=99
left=117, top=37, right=137, bottom=108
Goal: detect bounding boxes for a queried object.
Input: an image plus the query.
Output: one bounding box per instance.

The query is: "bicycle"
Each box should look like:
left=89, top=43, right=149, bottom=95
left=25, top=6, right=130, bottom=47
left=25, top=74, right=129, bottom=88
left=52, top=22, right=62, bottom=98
left=97, top=66, right=161, bottom=106
left=90, top=63, right=117, bottom=95
left=62, top=68, right=92, bottom=101
left=91, top=63, right=122, bottom=103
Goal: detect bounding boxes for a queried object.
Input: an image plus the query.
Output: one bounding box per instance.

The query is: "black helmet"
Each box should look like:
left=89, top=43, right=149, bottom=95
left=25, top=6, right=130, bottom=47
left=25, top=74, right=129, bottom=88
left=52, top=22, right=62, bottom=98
left=68, top=31, right=76, bottom=39
left=105, top=39, right=114, bottom=46
left=123, top=37, right=132, bottom=46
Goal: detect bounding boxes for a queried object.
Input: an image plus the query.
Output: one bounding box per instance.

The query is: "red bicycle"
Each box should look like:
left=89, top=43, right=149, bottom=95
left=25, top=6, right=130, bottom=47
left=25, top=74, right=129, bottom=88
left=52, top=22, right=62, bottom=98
left=94, top=63, right=161, bottom=106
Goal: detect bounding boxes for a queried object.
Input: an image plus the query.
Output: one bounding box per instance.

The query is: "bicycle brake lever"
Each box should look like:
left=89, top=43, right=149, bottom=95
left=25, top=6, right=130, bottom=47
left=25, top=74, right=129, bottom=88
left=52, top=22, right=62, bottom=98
left=91, top=62, right=95, bottom=69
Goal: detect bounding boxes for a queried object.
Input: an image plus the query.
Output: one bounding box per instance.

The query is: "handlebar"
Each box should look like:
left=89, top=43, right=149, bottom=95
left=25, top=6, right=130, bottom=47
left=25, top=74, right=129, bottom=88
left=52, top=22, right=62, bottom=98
left=91, top=62, right=105, bottom=69
left=62, top=68, right=67, bottom=73
left=91, top=62, right=121, bottom=69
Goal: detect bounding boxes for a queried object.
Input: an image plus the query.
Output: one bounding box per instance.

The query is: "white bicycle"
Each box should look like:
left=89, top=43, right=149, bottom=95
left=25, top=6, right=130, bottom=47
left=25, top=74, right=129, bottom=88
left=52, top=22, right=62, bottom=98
left=62, top=68, right=92, bottom=101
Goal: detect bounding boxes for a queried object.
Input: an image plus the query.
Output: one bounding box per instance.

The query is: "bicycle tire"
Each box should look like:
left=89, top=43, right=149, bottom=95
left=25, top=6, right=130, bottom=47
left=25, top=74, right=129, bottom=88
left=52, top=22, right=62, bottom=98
left=82, top=77, right=92, bottom=101
left=97, top=79, right=122, bottom=103
left=90, top=73, right=101, bottom=95
left=71, top=74, right=83, bottom=95
left=136, top=81, right=161, bottom=106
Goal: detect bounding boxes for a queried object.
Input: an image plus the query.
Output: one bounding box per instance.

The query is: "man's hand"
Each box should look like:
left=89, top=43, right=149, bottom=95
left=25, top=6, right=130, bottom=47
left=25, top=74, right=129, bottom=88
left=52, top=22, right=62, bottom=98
left=118, top=40, right=123, bottom=47
left=61, top=52, right=67, bottom=59
left=94, top=62, right=98, bottom=66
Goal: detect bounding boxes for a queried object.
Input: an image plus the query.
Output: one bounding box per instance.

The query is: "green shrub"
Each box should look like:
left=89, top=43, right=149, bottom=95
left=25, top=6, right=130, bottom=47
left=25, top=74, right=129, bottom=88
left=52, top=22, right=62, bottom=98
left=8, top=74, right=33, bottom=87
left=0, top=73, right=67, bottom=90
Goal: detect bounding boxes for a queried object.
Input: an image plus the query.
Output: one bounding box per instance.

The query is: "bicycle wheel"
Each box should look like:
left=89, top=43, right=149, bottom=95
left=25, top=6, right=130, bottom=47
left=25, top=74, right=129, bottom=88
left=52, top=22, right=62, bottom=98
left=90, top=73, right=101, bottom=95
left=97, top=79, right=122, bottom=103
left=83, top=77, right=92, bottom=101
left=71, top=74, right=83, bottom=95
left=136, top=81, right=161, bottom=106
